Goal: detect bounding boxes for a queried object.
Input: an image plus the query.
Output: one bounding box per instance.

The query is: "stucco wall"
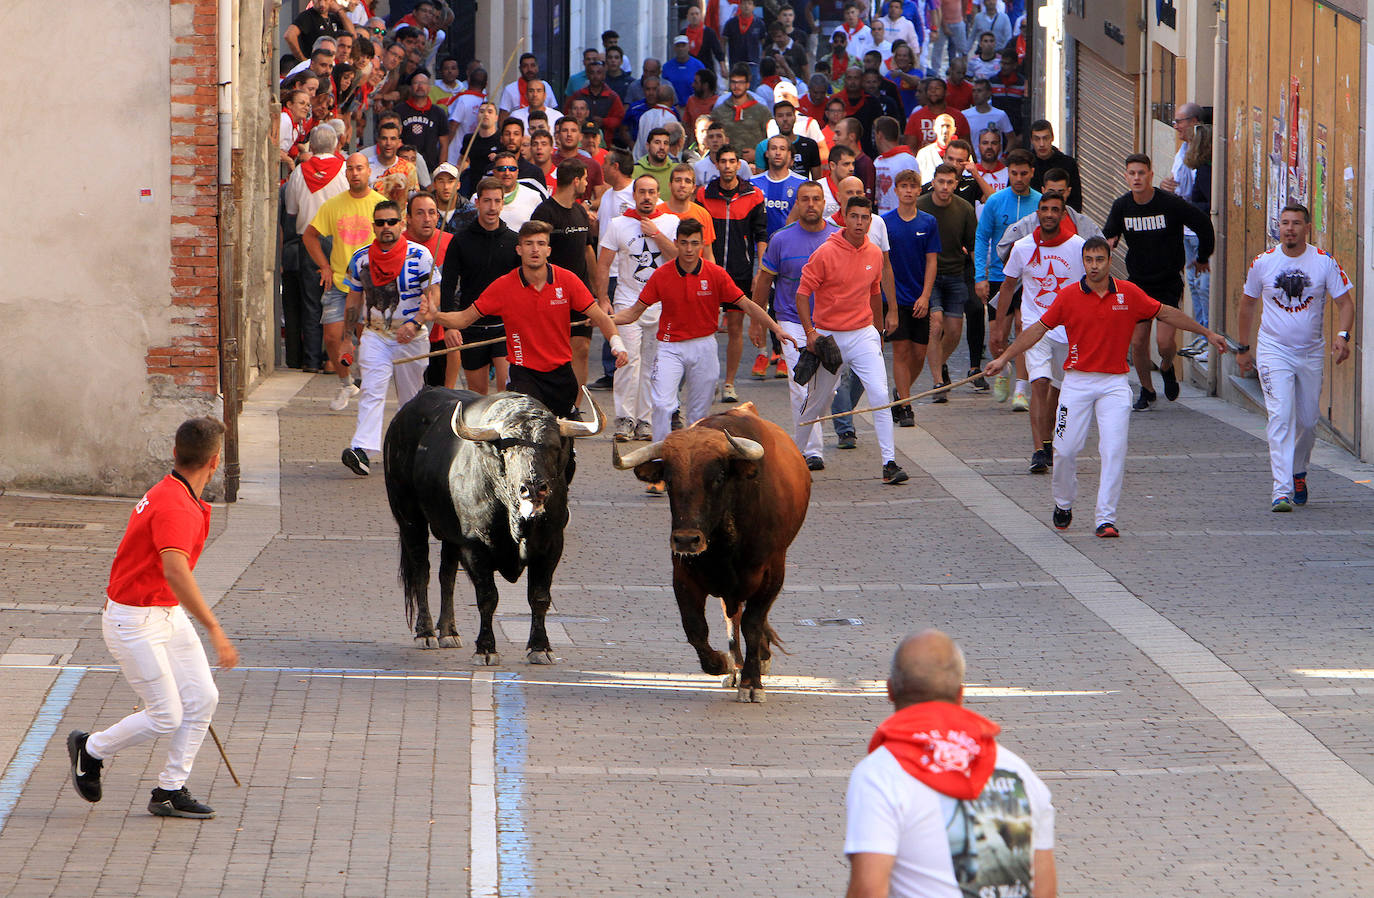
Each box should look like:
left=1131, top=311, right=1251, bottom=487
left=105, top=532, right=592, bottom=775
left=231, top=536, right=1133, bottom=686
left=0, top=0, right=217, bottom=496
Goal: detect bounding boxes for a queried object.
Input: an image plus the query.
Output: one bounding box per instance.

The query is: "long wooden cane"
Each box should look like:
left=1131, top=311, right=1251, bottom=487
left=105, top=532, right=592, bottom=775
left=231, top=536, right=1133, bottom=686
left=207, top=724, right=241, bottom=787
left=392, top=334, right=506, bottom=365
left=800, top=374, right=982, bottom=426
left=455, top=38, right=526, bottom=189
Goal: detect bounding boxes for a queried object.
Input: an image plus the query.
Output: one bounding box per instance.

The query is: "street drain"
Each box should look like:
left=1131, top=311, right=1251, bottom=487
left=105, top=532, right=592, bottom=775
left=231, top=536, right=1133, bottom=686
left=9, top=521, right=98, bottom=531
left=797, top=618, right=863, bottom=627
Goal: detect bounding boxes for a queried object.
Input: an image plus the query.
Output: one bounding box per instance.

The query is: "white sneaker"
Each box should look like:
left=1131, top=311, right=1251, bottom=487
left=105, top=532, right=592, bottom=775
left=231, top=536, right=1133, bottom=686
left=330, top=381, right=360, bottom=411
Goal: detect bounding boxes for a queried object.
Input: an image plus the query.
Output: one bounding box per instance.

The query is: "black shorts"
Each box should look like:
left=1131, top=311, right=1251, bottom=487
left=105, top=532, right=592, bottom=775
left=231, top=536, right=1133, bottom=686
left=720, top=275, right=750, bottom=312
left=989, top=282, right=1022, bottom=317
left=886, top=304, right=930, bottom=344
left=1146, top=282, right=1184, bottom=308
left=570, top=313, right=593, bottom=339
left=507, top=362, right=579, bottom=417
left=424, top=340, right=448, bottom=387
left=459, top=325, right=506, bottom=371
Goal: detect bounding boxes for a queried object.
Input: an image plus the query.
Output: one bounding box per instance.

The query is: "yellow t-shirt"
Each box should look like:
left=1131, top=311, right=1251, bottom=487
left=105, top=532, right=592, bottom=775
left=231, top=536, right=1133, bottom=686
left=309, top=189, right=386, bottom=287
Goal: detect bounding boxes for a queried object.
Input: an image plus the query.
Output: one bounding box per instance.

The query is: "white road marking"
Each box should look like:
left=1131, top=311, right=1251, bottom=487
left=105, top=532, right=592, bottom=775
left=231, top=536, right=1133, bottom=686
left=469, top=670, right=498, bottom=898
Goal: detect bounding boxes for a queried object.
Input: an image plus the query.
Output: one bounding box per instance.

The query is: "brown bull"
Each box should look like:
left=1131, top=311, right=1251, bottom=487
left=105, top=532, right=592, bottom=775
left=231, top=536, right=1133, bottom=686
left=613, top=403, right=811, bottom=702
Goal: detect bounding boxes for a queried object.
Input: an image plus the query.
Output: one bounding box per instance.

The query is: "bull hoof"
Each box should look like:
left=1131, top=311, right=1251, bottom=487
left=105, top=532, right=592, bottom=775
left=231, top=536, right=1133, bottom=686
left=416, top=635, right=439, bottom=649
left=526, top=650, right=555, bottom=665
left=473, top=651, right=501, bottom=666
left=736, top=685, right=767, bottom=703
left=721, top=672, right=739, bottom=688
left=438, top=635, right=462, bottom=648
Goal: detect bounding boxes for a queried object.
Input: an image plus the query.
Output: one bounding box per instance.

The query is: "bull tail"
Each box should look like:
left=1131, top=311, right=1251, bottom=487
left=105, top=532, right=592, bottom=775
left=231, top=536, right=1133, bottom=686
left=396, top=519, right=431, bottom=628
left=763, top=622, right=790, bottom=656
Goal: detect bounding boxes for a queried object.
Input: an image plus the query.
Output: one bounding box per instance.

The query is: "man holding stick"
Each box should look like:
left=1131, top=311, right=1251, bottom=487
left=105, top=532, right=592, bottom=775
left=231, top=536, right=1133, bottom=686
left=68, top=417, right=239, bottom=819
left=439, top=178, right=520, bottom=392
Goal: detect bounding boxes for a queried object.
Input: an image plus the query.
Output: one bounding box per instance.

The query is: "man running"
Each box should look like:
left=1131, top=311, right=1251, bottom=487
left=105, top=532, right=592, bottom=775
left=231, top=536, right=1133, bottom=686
left=975, top=148, right=1040, bottom=408
left=794, top=196, right=909, bottom=485
left=916, top=163, right=977, bottom=399
left=1236, top=204, right=1355, bottom=511
left=984, top=236, right=1223, bottom=536
left=440, top=178, right=520, bottom=394
left=882, top=170, right=940, bottom=428
left=68, top=418, right=238, bottom=820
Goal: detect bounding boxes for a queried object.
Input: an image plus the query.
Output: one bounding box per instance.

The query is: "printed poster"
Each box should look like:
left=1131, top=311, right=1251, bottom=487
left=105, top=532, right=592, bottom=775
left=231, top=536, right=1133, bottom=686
left=1313, top=125, right=1327, bottom=234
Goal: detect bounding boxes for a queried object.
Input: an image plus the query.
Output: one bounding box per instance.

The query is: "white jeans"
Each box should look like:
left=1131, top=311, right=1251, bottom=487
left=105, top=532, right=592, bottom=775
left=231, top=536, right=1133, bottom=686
left=780, top=321, right=822, bottom=459
left=1257, top=342, right=1324, bottom=502
left=352, top=328, right=428, bottom=453
left=795, top=325, right=895, bottom=464
left=651, top=335, right=719, bottom=441
left=1052, top=371, right=1132, bottom=526
left=86, top=601, right=219, bottom=791
left=613, top=303, right=660, bottom=424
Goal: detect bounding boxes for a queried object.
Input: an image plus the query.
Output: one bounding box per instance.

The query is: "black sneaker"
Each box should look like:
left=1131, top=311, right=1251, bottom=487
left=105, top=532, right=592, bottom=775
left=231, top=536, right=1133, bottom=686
left=1029, top=449, right=1049, bottom=473
left=1132, top=387, right=1156, bottom=411
left=149, top=787, right=215, bottom=819
left=588, top=374, right=614, bottom=391
left=930, top=383, right=949, bottom=404
left=1052, top=506, right=1072, bottom=529
left=882, top=461, right=909, bottom=485
left=898, top=403, right=915, bottom=427
left=968, top=368, right=989, bottom=392
left=67, top=730, right=102, bottom=803
left=341, top=447, right=370, bottom=476
left=1095, top=522, right=1120, bottom=538
left=837, top=431, right=858, bottom=450
left=1160, top=367, right=1180, bottom=401
left=806, top=455, right=825, bottom=471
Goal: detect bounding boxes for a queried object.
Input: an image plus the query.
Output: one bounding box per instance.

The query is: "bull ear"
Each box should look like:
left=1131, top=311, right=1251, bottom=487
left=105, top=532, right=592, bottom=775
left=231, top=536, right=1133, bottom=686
left=633, top=460, right=665, bottom=485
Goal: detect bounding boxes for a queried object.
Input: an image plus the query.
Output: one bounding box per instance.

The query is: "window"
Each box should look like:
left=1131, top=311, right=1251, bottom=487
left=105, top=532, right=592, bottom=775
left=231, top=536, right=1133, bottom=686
left=1150, top=43, right=1178, bottom=126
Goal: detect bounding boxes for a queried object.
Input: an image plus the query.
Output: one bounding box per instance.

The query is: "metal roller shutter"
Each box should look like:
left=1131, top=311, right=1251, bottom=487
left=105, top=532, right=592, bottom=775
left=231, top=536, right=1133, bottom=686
left=1074, top=45, right=1139, bottom=275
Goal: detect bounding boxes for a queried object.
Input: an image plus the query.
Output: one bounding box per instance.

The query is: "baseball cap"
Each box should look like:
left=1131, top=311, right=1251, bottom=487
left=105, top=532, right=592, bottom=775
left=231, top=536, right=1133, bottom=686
left=433, top=162, right=460, bottom=179
left=832, top=26, right=848, bottom=40
left=580, top=121, right=600, bottom=135
left=673, top=35, right=689, bottom=46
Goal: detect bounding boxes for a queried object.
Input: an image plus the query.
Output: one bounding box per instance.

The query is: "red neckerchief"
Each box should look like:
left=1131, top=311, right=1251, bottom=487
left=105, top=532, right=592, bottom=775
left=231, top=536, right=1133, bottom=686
left=976, top=162, right=1005, bottom=177
left=878, top=145, right=914, bottom=159
left=800, top=93, right=828, bottom=119
left=458, top=88, right=485, bottom=98
left=685, top=24, right=705, bottom=55
left=737, top=13, right=755, bottom=32
left=842, top=22, right=865, bottom=39
left=729, top=96, right=759, bottom=121
left=761, top=74, right=781, bottom=88
left=367, top=238, right=407, bottom=286
left=299, top=154, right=344, bottom=193
left=829, top=210, right=845, bottom=227
left=405, top=96, right=433, bottom=113
left=621, top=208, right=665, bottom=221
left=840, top=90, right=868, bottom=117
left=1028, top=223, right=1075, bottom=265
left=825, top=174, right=841, bottom=201
left=829, top=51, right=850, bottom=82
left=407, top=228, right=452, bottom=266
left=868, top=702, right=1000, bottom=800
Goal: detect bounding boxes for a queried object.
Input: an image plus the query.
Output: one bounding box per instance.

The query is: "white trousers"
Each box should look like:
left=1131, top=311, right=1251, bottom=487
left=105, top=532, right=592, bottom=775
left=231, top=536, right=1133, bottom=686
left=794, top=325, right=895, bottom=464
left=86, top=601, right=219, bottom=790
left=780, top=321, right=822, bottom=458
left=1257, top=343, right=1324, bottom=502
left=651, top=335, right=719, bottom=441
left=613, top=303, right=660, bottom=424
left=1052, top=371, right=1132, bottom=526
left=352, top=329, right=428, bottom=453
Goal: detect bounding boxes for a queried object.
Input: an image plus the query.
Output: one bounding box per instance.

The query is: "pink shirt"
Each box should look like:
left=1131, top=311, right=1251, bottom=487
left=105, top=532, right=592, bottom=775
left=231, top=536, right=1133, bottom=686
left=797, top=231, right=883, bottom=332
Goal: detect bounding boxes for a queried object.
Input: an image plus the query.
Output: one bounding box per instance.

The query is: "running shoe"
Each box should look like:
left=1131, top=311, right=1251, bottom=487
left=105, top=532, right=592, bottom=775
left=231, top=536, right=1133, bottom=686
left=1293, top=473, right=1308, bottom=505
left=67, top=731, right=102, bottom=803
left=589, top=374, right=614, bottom=391
left=773, top=357, right=788, bottom=378
left=837, top=431, right=858, bottom=450
left=1052, top=506, right=1072, bottom=529
left=632, top=421, right=653, bottom=441
left=329, top=381, right=360, bottom=411
left=931, top=383, right=949, bottom=404
left=1272, top=496, right=1294, bottom=512
left=806, top=456, right=825, bottom=471
left=967, top=367, right=989, bottom=392
left=148, top=787, right=215, bottom=819
left=898, top=403, right=915, bottom=427
left=721, top=383, right=738, bottom=402
left=1011, top=390, right=1029, bottom=412
left=612, top=417, right=635, bottom=442
left=992, top=373, right=1011, bottom=403
left=1095, top=522, right=1120, bottom=538
left=750, top=353, right=770, bottom=379
left=341, top=447, right=370, bottom=476
left=1160, top=366, right=1180, bottom=401
left=1132, top=387, right=1156, bottom=411
left=1028, top=449, right=1049, bottom=473
left=882, top=461, right=909, bottom=485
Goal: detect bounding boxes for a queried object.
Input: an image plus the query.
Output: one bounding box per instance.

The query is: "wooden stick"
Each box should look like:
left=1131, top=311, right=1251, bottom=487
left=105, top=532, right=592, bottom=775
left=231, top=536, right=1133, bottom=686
left=800, top=374, right=983, bottom=426
left=392, top=334, right=507, bottom=365
left=207, top=724, right=241, bottom=787
left=455, top=38, right=525, bottom=189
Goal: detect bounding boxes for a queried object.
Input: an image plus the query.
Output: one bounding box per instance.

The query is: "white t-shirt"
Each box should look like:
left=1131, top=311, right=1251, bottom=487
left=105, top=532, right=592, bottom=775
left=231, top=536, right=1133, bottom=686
left=915, top=144, right=946, bottom=186
left=973, top=163, right=1009, bottom=218
left=499, top=79, right=560, bottom=112
left=967, top=54, right=1002, bottom=81
left=597, top=184, right=635, bottom=224
left=845, top=744, right=1054, bottom=898
left=883, top=14, right=921, bottom=49
left=963, top=105, right=1014, bottom=141
left=499, top=184, right=544, bottom=231
left=694, top=155, right=754, bottom=188
left=1243, top=244, right=1352, bottom=353
left=283, top=155, right=349, bottom=235
left=508, top=105, right=564, bottom=132
left=598, top=212, right=681, bottom=307
left=1003, top=231, right=1085, bottom=340
left=874, top=148, right=922, bottom=215
left=1170, top=141, right=1196, bottom=238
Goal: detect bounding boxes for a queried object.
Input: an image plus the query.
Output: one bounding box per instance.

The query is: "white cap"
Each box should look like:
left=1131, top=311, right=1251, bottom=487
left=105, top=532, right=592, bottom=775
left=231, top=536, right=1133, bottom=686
left=433, top=163, right=461, bottom=179
left=673, top=35, right=689, bottom=45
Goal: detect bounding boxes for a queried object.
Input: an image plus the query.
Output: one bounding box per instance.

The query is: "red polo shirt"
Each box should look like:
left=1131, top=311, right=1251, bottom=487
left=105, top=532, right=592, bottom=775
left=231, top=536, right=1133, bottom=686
left=1040, top=276, right=1162, bottom=374
left=639, top=258, right=743, bottom=342
left=106, top=472, right=212, bottom=607
left=473, top=264, right=596, bottom=372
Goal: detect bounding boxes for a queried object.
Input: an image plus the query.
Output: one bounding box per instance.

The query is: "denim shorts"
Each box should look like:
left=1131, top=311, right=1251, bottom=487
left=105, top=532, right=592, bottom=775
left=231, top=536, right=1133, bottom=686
left=321, top=286, right=347, bottom=325
left=929, top=274, right=968, bottom=318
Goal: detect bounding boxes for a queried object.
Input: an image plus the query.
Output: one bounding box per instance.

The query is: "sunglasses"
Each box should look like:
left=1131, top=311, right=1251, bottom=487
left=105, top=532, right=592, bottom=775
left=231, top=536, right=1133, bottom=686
left=369, top=27, right=386, bottom=35
left=373, top=217, right=401, bottom=226
left=493, top=165, right=518, bottom=172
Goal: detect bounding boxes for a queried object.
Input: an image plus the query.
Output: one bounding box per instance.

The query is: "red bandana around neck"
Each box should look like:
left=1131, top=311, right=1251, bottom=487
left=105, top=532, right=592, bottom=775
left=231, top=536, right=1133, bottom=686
left=300, top=154, right=344, bottom=193
left=879, top=145, right=914, bottom=159
left=868, top=702, right=1000, bottom=800
left=368, top=238, right=408, bottom=286
left=685, top=24, right=704, bottom=55
left=841, top=91, right=868, bottom=116
left=406, top=96, right=433, bottom=113
left=730, top=96, right=759, bottom=121
left=737, top=13, right=755, bottom=32
left=829, top=51, right=849, bottom=81
left=621, top=208, right=663, bottom=222
left=1028, top=220, right=1077, bottom=265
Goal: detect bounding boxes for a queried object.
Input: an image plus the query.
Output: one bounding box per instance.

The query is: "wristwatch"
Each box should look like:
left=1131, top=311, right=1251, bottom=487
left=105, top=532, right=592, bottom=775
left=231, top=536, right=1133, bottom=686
left=1337, top=330, right=1351, bottom=341
left=1235, top=343, right=1251, bottom=353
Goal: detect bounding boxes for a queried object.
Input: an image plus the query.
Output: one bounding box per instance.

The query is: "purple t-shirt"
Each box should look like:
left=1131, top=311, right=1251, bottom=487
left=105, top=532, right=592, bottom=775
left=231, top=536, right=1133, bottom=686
left=759, top=221, right=841, bottom=323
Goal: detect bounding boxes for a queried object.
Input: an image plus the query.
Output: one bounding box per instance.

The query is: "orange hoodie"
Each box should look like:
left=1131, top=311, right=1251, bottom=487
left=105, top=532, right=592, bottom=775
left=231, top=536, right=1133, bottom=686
left=797, top=230, right=883, bottom=331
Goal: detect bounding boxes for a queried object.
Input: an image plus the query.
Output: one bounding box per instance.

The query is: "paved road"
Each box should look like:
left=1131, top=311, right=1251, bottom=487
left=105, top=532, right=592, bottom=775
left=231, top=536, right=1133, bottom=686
left=2, top=348, right=1373, bottom=896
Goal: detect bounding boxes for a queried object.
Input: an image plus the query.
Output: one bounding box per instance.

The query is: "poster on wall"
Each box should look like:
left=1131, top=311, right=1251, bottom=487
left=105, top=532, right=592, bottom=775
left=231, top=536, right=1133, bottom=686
left=1232, top=103, right=1247, bottom=208
left=1287, top=78, right=1306, bottom=206
left=1313, top=125, right=1328, bottom=235
left=1267, top=115, right=1285, bottom=240
left=1251, top=105, right=1263, bottom=209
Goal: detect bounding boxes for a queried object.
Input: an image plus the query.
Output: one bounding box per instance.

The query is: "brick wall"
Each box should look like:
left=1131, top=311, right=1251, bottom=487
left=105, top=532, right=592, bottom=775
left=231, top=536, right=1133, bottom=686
left=154, top=0, right=220, bottom=395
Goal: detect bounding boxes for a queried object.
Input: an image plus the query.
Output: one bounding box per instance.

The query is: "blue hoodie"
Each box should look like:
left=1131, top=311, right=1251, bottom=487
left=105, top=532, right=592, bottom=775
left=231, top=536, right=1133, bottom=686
left=975, top=186, right=1041, bottom=283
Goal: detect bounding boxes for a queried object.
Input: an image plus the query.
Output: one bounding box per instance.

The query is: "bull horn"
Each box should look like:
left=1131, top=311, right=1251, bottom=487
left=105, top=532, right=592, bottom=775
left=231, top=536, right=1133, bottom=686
left=557, top=387, right=606, bottom=437
left=612, top=440, right=666, bottom=469
left=723, top=429, right=765, bottom=460
left=450, top=402, right=501, bottom=442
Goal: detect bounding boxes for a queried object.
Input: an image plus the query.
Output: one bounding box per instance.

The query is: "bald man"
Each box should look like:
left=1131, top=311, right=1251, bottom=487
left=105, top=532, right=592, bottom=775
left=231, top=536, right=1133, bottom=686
left=845, top=630, right=1058, bottom=898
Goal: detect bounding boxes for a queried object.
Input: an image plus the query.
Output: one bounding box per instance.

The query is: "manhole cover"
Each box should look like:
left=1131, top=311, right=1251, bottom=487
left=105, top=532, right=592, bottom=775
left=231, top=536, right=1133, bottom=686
left=10, top=521, right=96, bottom=531
left=797, top=618, right=863, bottom=627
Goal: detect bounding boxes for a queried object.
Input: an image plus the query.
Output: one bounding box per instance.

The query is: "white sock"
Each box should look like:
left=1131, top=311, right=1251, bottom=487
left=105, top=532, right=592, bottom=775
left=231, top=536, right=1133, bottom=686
left=1014, top=379, right=1029, bottom=395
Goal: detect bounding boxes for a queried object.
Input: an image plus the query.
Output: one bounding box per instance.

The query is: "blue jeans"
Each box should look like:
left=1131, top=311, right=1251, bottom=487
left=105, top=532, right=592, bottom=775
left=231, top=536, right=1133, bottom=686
left=1183, top=232, right=1210, bottom=329
left=829, top=368, right=866, bottom=436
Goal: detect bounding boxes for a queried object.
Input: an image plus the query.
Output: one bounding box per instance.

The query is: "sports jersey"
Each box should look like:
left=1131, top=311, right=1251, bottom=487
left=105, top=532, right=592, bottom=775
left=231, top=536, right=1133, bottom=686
left=1243, top=244, right=1352, bottom=353
left=639, top=258, right=741, bottom=342
left=1003, top=230, right=1085, bottom=340
left=760, top=221, right=839, bottom=323
left=882, top=209, right=941, bottom=308
left=598, top=211, right=681, bottom=307
left=309, top=189, right=387, bottom=286
left=873, top=146, right=922, bottom=215
left=753, top=134, right=823, bottom=179
left=1040, top=277, right=1162, bottom=374
left=343, top=241, right=440, bottom=336
left=106, top=473, right=212, bottom=607
left=473, top=265, right=596, bottom=371
left=749, top=170, right=808, bottom=238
